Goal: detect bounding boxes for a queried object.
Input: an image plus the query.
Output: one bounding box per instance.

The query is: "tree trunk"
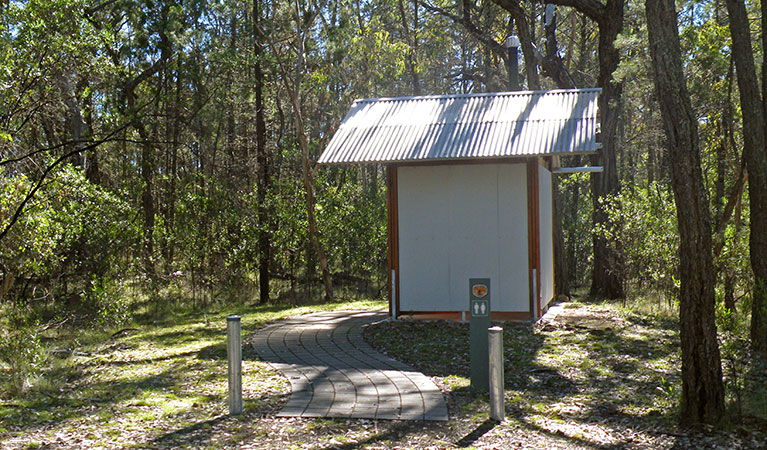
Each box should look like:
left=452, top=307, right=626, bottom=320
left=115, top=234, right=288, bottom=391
left=295, top=114, right=333, bottom=302
left=724, top=0, right=767, bottom=357
left=165, top=54, right=182, bottom=270
left=541, top=4, right=576, bottom=88
left=553, top=176, right=569, bottom=296
left=589, top=1, right=624, bottom=299
left=254, top=0, right=272, bottom=304
left=226, top=10, right=238, bottom=175
left=493, top=0, right=572, bottom=296
left=492, top=0, right=541, bottom=89
left=80, top=80, right=100, bottom=184
left=645, top=0, right=725, bottom=425
left=541, top=4, right=571, bottom=297
left=264, top=16, right=334, bottom=302
left=537, top=0, right=625, bottom=298
left=125, top=79, right=157, bottom=281
left=138, top=120, right=156, bottom=281
left=55, top=72, right=86, bottom=168
left=566, top=158, right=581, bottom=286
left=398, top=0, right=421, bottom=95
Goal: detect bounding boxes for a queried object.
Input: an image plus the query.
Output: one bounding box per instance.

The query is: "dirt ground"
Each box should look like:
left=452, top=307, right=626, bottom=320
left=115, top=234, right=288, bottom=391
left=228, top=302, right=767, bottom=449
left=2, top=300, right=766, bottom=449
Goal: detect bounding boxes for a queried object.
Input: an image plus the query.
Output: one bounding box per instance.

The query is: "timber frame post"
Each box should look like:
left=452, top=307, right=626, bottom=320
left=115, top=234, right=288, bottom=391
left=386, top=165, right=400, bottom=319
left=527, top=158, right=541, bottom=319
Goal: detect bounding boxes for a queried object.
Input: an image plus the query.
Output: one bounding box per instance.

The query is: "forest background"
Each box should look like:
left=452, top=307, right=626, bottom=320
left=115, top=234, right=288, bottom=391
left=0, top=0, right=765, bottom=427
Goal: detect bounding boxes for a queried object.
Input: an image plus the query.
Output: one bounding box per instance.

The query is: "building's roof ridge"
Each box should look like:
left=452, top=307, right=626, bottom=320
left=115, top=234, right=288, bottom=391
left=351, top=88, right=602, bottom=104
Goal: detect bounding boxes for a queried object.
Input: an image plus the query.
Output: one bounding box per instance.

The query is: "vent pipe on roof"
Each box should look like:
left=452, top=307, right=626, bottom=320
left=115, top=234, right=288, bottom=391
left=505, top=34, right=520, bottom=91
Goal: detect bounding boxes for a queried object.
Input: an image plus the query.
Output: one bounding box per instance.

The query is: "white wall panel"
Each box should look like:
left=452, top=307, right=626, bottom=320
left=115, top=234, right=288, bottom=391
left=397, top=164, right=530, bottom=312
left=498, top=164, right=531, bottom=311
left=538, top=165, right=554, bottom=310
left=397, top=166, right=450, bottom=307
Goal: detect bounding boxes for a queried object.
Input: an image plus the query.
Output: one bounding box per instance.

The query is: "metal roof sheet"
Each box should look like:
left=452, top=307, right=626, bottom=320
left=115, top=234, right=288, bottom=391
left=318, top=88, right=601, bottom=164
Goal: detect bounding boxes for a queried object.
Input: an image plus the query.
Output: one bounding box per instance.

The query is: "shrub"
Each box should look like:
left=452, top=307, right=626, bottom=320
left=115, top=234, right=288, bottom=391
left=0, top=306, right=46, bottom=397
left=597, top=183, right=679, bottom=298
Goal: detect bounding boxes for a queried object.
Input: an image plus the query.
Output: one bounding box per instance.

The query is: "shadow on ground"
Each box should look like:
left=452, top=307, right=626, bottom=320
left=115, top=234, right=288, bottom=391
left=361, top=299, right=754, bottom=449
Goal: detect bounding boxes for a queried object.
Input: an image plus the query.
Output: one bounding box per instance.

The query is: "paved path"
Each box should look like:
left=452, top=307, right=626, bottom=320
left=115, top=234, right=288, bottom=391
left=250, top=311, right=448, bottom=421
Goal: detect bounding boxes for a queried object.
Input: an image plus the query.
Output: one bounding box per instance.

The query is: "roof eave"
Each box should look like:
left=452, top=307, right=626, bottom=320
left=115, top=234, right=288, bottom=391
left=318, top=149, right=600, bottom=166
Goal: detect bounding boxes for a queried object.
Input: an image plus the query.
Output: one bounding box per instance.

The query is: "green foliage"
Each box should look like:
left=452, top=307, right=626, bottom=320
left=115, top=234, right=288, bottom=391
left=317, top=168, right=387, bottom=286
left=0, top=171, right=62, bottom=278
left=718, top=314, right=767, bottom=422
left=558, top=172, right=594, bottom=287
left=0, top=165, right=136, bottom=314
left=2, top=0, right=525, bottom=319
left=0, top=305, right=46, bottom=396
left=597, top=184, right=679, bottom=297
left=2, top=0, right=762, bottom=425
left=89, top=276, right=131, bottom=327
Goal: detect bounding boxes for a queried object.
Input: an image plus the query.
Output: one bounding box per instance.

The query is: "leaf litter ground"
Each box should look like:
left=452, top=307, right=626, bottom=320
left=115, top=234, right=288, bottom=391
left=1, top=298, right=766, bottom=449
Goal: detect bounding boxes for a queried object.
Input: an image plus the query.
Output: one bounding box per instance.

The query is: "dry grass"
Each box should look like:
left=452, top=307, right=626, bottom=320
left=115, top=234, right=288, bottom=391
left=1, top=295, right=766, bottom=449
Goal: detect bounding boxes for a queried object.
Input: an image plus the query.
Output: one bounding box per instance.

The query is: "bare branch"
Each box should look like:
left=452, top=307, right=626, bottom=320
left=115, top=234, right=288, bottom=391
left=418, top=0, right=508, bottom=62
left=713, top=160, right=748, bottom=257
left=0, top=122, right=133, bottom=243
left=541, top=0, right=607, bottom=24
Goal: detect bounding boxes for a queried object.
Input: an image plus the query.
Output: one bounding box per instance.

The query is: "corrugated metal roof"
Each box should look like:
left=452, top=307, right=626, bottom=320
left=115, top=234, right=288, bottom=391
left=318, top=88, right=601, bottom=164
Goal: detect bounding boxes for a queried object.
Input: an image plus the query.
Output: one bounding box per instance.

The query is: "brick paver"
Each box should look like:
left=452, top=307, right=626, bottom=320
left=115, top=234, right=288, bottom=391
left=250, top=311, right=448, bottom=421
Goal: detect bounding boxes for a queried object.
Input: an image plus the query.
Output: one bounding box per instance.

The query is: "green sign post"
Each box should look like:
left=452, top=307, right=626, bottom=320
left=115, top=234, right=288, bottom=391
left=470, top=278, right=490, bottom=392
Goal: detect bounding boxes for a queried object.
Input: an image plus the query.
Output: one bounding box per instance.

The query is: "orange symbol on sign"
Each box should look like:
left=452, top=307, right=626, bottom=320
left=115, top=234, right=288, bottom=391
left=473, top=285, right=488, bottom=298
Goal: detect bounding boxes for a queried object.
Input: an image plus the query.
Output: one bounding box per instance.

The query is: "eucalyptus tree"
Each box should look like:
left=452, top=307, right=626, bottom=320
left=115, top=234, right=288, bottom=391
left=645, top=0, right=725, bottom=424
left=724, top=0, right=767, bottom=357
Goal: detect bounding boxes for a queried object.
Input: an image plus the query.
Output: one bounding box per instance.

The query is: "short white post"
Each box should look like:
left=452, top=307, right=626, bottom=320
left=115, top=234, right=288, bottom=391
left=488, top=326, right=504, bottom=422
left=227, top=315, right=243, bottom=415
left=391, top=270, right=398, bottom=320
left=532, top=268, right=538, bottom=320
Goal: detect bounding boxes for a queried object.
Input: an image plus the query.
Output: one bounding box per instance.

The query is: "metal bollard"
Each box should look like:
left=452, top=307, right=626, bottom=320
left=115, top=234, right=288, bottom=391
left=489, top=326, right=504, bottom=422
left=227, top=315, right=243, bottom=415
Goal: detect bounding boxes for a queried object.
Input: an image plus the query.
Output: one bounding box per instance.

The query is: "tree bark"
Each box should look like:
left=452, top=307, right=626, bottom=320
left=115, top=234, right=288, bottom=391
left=398, top=0, right=421, bottom=95
left=508, top=0, right=625, bottom=298
left=645, top=0, right=725, bottom=425
left=566, top=156, right=582, bottom=286
left=553, top=176, right=569, bottom=296
left=589, top=0, right=624, bottom=299
left=725, top=0, right=767, bottom=357
left=226, top=9, right=238, bottom=175
left=296, top=120, right=333, bottom=302
left=491, top=0, right=573, bottom=296
left=259, top=8, right=334, bottom=302
left=130, top=92, right=156, bottom=281
left=491, top=0, right=541, bottom=89
left=55, top=72, right=87, bottom=168
left=254, top=0, right=272, bottom=304
left=542, top=5, right=571, bottom=296
left=124, top=65, right=159, bottom=282
left=542, top=4, right=576, bottom=88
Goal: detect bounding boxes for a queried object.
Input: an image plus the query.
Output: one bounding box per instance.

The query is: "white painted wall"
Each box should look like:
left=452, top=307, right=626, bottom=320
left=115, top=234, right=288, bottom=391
left=397, top=164, right=530, bottom=312
left=538, top=165, right=554, bottom=311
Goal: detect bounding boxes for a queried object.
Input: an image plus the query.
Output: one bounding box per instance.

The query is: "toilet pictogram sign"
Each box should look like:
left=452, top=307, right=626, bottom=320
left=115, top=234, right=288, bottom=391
left=469, top=278, right=491, bottom=391
left=472, top=299, right=488, bottom=316
left=470, top=280, right=490, bottom=318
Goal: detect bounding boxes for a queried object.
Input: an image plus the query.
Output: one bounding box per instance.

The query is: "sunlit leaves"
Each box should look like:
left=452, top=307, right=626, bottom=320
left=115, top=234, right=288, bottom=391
left=0, top=164, right=135, bottom=299
left=597, top=185, right=679, bottom=296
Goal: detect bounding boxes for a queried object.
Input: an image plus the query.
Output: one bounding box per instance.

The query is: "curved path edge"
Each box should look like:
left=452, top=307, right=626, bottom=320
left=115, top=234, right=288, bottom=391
left=249, top=310, right=448, bottom=421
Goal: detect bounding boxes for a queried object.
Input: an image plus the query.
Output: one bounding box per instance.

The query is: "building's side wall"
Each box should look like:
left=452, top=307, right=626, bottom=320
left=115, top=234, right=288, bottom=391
left=397, top=163, right=529, bottom=312
left=538, top=164, right=554, bottom=311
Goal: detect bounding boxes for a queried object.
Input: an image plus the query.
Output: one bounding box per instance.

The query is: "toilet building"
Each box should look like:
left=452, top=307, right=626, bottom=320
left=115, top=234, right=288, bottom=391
left=319, top=88, right=601, bottom=321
